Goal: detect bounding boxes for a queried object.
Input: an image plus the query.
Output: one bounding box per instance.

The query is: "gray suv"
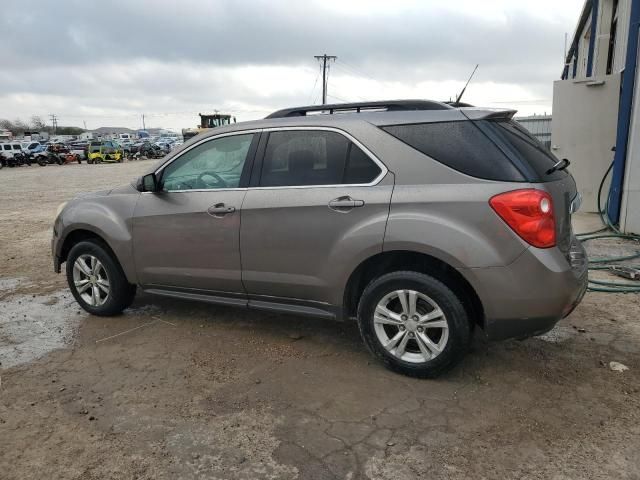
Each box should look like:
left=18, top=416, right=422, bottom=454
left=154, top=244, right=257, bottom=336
left=52, top=100, right=588, bottom=377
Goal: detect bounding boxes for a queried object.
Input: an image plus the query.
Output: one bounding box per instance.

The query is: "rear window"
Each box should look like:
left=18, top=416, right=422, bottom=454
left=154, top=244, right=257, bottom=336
left=489, top=120, right=567, bottom=180
left=382, top=121, right=525, bottom=181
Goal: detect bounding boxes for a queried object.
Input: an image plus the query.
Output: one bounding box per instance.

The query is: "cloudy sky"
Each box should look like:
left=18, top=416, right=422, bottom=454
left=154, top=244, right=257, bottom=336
left=0, top=0, right=585, bottom=131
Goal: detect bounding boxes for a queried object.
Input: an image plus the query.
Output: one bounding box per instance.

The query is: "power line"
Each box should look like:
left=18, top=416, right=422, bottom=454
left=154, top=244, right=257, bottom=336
left=308, top=64, right=322, bottom=104
left=326, top=93, right=351, bottom=103
left=49, top=114, right=58, bottom=134
left=336, top=58, right=377, bottom=82
left=314, top=54, right=337, bottom=104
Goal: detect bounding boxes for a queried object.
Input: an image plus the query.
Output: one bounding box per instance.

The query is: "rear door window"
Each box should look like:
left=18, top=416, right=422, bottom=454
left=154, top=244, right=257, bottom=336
left=382, top=122, right=525, bottom=181
left=259, top=130, right=381, bottom=187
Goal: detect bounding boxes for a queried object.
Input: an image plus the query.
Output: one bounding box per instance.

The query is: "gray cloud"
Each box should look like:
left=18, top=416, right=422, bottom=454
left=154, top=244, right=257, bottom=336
left=3, top=1, right=568, bottom=75
left=0, top=1, right=582, bottom=128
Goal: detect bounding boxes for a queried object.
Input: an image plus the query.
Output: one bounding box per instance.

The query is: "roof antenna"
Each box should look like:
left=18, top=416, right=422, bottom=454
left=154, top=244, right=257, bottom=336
left=455, top=64, right=479, bottom=105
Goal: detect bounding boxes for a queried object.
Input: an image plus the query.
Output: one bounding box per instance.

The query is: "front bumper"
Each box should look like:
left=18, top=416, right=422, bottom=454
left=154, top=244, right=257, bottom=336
left=460, top=237, right=588, bottom=341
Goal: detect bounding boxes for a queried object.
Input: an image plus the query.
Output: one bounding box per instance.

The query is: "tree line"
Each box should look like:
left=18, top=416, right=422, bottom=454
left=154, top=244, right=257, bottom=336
left=0, top=116, right=84, bottom=136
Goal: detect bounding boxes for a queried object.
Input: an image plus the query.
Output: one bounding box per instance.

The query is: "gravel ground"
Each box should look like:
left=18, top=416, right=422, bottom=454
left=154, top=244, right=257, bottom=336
left=1, top=162, right=639, bottom=479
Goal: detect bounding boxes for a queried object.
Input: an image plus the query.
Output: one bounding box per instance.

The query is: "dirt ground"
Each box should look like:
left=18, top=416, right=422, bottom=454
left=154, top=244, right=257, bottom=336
left=1, top=162, right=639, bottom=479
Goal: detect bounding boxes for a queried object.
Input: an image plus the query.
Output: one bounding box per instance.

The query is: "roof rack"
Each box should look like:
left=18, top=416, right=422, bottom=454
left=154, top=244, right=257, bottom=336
left=265, top=100, right=452, bottom=119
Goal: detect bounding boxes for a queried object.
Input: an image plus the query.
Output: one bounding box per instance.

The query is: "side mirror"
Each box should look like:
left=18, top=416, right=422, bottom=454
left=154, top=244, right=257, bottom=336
left=137, top=173, right=160, bottom=192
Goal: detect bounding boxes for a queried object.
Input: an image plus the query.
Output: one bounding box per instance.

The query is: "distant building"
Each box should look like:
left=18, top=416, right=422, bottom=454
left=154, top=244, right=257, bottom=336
left=0, top=129, right=12, bottom=141
left=516, top=115, right=552, bottom=149
left=81, top=127, right=138, bottom=141
left=79, top=131, right=99, bottom=141
left=553, top=0, right=639, bottom=234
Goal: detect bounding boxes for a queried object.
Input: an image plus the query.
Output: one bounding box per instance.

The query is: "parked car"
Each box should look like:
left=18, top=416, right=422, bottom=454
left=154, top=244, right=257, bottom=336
left=21, top=141, right=43, bottom=154
left=33, top=144, right=71, bottom=166
left=131, top=141, right=164, bottom=159
left=155, top=140, right=173, bottom=154
left=68, top=141, right=89, bottom=159
left=0, top=142, right=31, bottom=167
left=87, top=140, right=123, bottom=164
left=51, top=100, right=587, bottom=378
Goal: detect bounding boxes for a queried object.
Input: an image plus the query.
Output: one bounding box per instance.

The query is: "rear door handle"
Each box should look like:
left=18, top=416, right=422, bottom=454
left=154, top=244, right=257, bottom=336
left=207, top=203, right=236, bottom=216
left=328, top=196, right=365, bottom=212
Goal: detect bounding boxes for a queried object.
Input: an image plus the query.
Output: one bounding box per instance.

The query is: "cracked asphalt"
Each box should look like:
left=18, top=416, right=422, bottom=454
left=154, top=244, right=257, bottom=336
left=1, top=162, right=639, bottom=479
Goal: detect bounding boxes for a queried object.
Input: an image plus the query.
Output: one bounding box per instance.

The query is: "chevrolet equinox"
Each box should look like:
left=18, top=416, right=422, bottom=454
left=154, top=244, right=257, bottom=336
left=52, top=100, right=588, bottom=377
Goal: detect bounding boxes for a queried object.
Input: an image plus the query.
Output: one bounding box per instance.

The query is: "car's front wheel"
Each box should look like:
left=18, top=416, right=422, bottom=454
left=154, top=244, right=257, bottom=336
left=66, top=241, right=136, bottom=316
left=357, top=271, right=471, bottom=378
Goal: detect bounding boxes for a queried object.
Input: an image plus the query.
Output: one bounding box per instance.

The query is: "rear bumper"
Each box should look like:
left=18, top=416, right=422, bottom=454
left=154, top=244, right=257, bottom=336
left=460, top=238, right=588, bottom=341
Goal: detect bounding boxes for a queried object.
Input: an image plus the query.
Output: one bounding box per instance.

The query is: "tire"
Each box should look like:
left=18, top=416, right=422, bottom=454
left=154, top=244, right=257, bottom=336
left=66, top=240, right=136, bottom=316
left=357, top=271, right=471, bottom=378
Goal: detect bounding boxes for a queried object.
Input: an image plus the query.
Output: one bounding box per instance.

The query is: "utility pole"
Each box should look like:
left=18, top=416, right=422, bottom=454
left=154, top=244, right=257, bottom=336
left=314, top=54, right=337, bottom=104
left=142, top=114, right=146, bottom=131
left=49, top=114, right=58, bottom=134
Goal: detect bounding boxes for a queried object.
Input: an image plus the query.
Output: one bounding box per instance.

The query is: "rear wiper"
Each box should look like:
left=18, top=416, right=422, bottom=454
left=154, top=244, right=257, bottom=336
left=546, top=158, right=570, bottom=175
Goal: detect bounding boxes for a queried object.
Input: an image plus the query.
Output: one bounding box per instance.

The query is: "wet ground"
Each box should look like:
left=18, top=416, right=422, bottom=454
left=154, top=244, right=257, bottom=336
left=1, top=162, right=639, bottom=479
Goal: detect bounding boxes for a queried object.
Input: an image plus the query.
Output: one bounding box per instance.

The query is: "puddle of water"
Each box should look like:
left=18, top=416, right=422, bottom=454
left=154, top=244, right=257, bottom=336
left=124, top=303, right=162, bottom=316
left=0, top=290, right=85, bottom=369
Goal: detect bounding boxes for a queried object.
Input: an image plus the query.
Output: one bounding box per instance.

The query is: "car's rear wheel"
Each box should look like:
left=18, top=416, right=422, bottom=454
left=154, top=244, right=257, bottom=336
left=357, top=271, right=471, bottom=378
left=66, top=241, right=136, bottom=316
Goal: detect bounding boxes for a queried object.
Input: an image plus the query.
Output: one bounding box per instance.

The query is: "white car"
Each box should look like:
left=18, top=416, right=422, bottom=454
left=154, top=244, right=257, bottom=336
left=1, top=142, right=24, bottom=158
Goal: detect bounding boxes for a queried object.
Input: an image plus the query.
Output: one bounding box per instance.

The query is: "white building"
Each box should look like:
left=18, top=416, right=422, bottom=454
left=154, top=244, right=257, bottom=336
left=80, top=131, right=99, bottom=141
left=552, top=0, right=640, bottom=233
left=0, top=129, right=12, bottom=141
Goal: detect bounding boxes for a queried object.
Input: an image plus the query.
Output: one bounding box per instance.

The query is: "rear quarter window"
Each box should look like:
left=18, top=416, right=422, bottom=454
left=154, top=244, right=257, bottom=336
left=382, top=121, right=525, bottom=182
left=489, top=120, right=567, bottom=181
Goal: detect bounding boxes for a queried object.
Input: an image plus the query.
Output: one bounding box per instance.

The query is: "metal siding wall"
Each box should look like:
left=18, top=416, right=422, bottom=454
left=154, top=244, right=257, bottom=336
left=551, top=75, right=621, bottom=212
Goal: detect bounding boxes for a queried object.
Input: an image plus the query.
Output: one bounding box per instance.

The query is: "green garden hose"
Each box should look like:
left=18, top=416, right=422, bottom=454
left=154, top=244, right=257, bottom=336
left=575, top=161, right=640, bottom=293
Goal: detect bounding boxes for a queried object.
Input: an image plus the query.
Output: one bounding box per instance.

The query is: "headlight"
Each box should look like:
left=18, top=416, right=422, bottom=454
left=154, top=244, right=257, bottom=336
left=55, top=201, right=68, bottom=219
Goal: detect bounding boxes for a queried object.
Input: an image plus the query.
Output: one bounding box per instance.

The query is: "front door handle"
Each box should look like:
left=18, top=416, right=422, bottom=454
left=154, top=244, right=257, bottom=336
left=328, top=196, right=365, bottom=212
left=207, top=203, right=236, bottom=217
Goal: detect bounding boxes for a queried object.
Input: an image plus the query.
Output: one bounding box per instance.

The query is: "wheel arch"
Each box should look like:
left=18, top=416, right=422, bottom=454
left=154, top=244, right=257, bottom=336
left=58, top=228, right=134, bottom=284
left=343, top=250, right=484, bottom=329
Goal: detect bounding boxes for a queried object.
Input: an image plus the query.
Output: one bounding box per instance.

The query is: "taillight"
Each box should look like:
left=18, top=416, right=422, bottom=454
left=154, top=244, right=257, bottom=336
left=489, top=189, right=556, bottom=248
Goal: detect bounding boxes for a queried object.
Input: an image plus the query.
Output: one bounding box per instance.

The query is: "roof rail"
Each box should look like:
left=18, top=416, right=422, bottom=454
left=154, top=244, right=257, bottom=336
left=444, top=101, right=475, bottom=108
left=265, top=99, right=453, bottom=119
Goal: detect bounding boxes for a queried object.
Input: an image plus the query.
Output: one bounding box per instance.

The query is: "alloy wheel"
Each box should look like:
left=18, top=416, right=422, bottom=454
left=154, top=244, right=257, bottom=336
left=72, top=254, right=110, bottom=307
left=373, top=289, right=449, bottom=363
